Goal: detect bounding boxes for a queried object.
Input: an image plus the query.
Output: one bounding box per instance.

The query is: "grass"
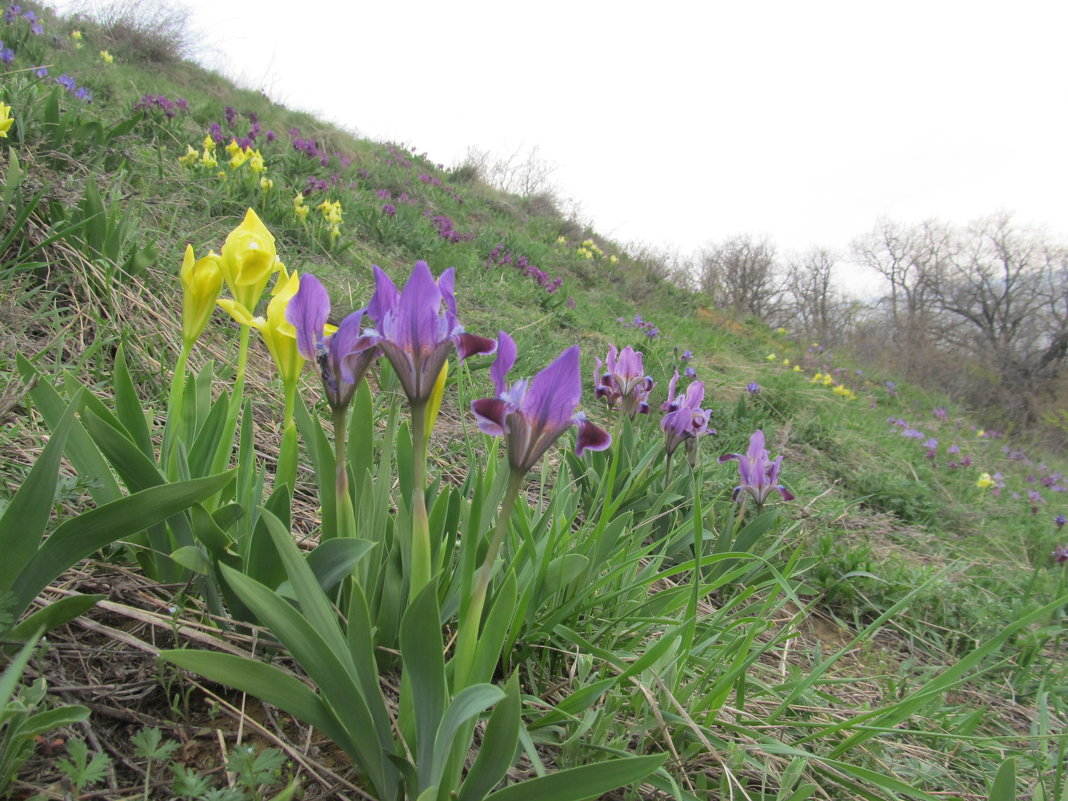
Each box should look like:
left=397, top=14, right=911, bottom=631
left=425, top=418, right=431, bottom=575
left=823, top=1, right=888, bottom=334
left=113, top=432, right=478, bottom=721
left=1, top=2, right=1067, bottom=799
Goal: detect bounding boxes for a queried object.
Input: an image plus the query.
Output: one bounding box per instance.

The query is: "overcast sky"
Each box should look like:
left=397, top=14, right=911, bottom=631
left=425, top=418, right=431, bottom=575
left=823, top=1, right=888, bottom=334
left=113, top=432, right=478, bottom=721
left=72, top=1, right=1068, bottom=289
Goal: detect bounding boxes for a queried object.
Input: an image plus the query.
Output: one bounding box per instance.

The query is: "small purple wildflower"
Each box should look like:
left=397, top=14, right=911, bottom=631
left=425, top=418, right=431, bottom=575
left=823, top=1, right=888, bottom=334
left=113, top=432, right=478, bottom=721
left=1055, top=514, right=1066, bottom=529
left=720, top=430, right=793, bottom=506
left=381, top=203, right=397, bottom=217
left=1053, top=545, right=1068, bottom=564
left=746, top=382, right=762, bottom=394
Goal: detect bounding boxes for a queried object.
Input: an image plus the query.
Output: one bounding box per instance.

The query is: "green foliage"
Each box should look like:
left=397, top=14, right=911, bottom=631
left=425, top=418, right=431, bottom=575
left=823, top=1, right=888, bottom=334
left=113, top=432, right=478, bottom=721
left=56, top=738, right=113, bottom=796
left=0, top=636, right=90, bottom=795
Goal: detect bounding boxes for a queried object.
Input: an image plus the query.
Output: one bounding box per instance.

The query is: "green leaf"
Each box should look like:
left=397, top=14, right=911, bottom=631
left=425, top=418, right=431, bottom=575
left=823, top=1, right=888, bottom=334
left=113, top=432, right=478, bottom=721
left=401, top=583, right=447, bottom=789
left=18, top=356, right=121, bottom=504
left=0, top=634, right=40, bottom=708
left=0, top=394, right=77, bottom=589
left=216, top=565, right=393, bottom=796
left=987, top=757, right=1015, bottom=801
left=485, top=754, right=666, bottom=801
left=12, top=472, right=232, bottom=613
left=304, top=538, right=375, bottom=594
left=161, top=647, right=351, bottom=743
left=112, top=344, right=153, bottom=458
left=6, top=595, right=103, bottom=643
left=457, top=674, right=521, bottom=801
left=82, top=408, right=164, bottom=493
left=188, top=395, right=231, bottom=478
left=539, top=553, right=588, bottom=600
left=171, top=545, right=211, bottom=575
left=429, top=684, right=505, bottom=791
left=469, top=571, right=518, bottom=687
left=18, top=705, right=91, bottom=739
left=190, top=503, right=234, bottom=553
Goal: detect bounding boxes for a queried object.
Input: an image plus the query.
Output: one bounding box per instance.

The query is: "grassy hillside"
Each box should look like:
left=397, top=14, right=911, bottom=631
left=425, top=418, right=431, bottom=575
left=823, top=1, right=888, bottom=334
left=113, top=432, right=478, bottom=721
left=1, top=4, right=1066, bottom=800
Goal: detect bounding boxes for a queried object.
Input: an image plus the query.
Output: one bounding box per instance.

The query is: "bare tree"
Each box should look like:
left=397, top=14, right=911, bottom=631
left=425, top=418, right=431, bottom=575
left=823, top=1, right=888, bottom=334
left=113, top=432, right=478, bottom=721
left=851, top=218, right=947, bottom=378
left=927, top=215, right=1068, bottom=421
left=460, top=145, right=558, bottom=197
left=698, top=234, right=781, bottom=319
left=781, top=248, right=858, bottom=347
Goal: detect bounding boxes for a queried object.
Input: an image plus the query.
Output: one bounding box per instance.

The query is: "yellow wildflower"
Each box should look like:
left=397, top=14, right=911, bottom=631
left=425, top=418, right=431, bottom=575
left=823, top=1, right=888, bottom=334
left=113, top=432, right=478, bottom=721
left=766, top=353, right=777, bottom=362
left=179, top=246, right=223, bottom=348
left=202, top=135, right=216, bottom=152
left=555, top=236, right=567, bottom=244
left=793, top=365, right=802, bottom=372
left=260, top=176, right=274, bottom=191
left=100, top=50, right=114, bottom=64
left=178, top=145, right=198, bottom=167
left=70, top=30, right=82, bottom=40
left=609, top=255, right=619, bottom=264
left=225, top=139, right=241, bottom=157
left=776, top=327, right=787, bottom=334
left=229, top=148, right=249, bottom=170
left=248, top=150, right=265, bottom=173
left=782, top=359, right=790, bottom=367
left=200, top=149, right=218, bottom=169
left=976, top=472, right=995, bottom=490
left=0, top=102, right=13, bottom=139
left=318, top=199, right=343, bottom=225
left=218, top=208, right=279, bottom=316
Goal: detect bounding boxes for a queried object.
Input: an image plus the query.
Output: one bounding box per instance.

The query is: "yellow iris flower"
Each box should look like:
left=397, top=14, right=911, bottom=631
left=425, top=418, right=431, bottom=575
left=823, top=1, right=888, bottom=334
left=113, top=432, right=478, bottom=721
left=179, top=245, right=223, bottom=348
left=219, top=209, right=279, bottom=315
left=0, top=103, right=13, bottom=139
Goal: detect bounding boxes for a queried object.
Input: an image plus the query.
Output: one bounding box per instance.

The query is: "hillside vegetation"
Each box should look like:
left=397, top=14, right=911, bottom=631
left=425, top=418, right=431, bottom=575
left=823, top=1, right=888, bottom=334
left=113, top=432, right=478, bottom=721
left=1, top=4, right=1066, bottom=801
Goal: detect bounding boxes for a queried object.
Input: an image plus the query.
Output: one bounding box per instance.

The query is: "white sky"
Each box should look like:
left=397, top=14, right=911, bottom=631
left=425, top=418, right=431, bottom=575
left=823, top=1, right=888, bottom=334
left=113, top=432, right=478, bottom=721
left=70, top=1, right=1068, bottom=291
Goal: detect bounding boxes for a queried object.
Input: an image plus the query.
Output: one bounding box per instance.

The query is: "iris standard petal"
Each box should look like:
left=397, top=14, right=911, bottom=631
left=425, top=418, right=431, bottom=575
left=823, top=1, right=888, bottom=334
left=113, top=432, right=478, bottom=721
left=287, top=273, right=331, bottom=360
left=490, top=331, right=517, bottom=395
left=367, top=264, right=400, bottom=324
left=523, top=346, right=582, bottom=432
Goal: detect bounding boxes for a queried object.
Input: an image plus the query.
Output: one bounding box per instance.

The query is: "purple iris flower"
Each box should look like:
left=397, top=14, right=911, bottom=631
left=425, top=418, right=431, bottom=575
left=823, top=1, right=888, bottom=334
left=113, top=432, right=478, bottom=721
left=1055, top=514, right=1066, bottom=529
left=0, top=46, right=13, bottom=64
left=286, top=274, right=377, bottom=412
left=594, top=345, right=654, bottom=418
left=1053, top=544, right=1068, bottom=564
left=1028, top=489, right=1044, bottom=514
left=472, top=331, right=610, bottom=474
left=747, top=382, right=762, bottom=394
left=358, top=261, right=495, bottom=406
left=901, top=428, right=924, bottom=439
left=660, top=378, right=714, bottom=458
left=720, top=430, right=795, bottom=506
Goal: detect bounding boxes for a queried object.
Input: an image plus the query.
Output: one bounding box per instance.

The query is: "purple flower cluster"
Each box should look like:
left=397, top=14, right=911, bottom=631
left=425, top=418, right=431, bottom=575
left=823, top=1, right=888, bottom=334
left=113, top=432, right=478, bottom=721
left=56, top=73, right=91, bottom=102
left=0, top=40, right=12, bottom=62
left=485, top=244, right=563, bottom=294
left=382, top=204, right=397, bottom=217
left=133, top=93, right=188, bottom=119
left=305, top=176, right=329, bottom=195
left=383, top=143, right=414, bottom=169
left=3, top=5, right=41, bottom=33
left=618, top=313, right=660, bottom=339
left=426, top=212, right=473, bottom=244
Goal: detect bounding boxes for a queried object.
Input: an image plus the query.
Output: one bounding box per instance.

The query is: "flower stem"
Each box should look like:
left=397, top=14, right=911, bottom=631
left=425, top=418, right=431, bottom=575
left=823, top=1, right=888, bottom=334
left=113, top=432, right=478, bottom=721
left=275, top=382, right=298, bottom=493
left=408, top=401, right=432, bottom=603
left=333, top=405, right=356, bottom=540
left=453, top=468, right=524, bottom=689
left=162, top=341, right=192, bottom=467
